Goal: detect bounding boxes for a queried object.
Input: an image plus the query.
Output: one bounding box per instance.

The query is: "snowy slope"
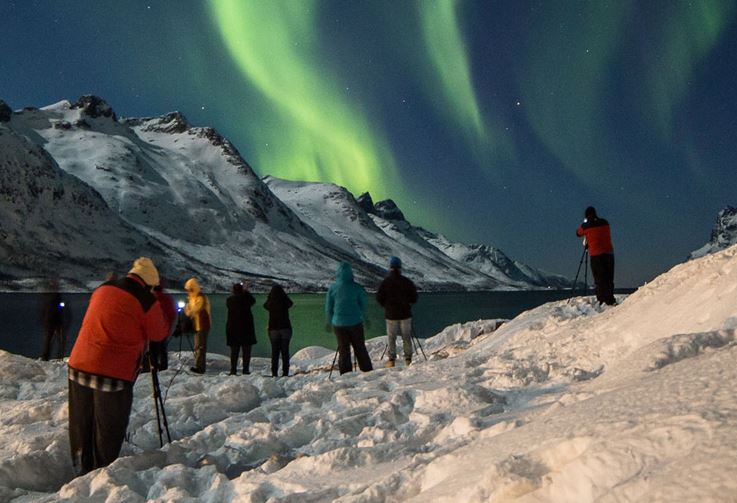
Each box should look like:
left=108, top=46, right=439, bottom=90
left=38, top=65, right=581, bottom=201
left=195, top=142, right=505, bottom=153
left=2, top=244, right=737, bottom=501
left=2, top=96, right=568, bottom=291
left=0, top=120, right=161, bottom=286
left=689, top=206, right=737, bottom=260
left=267, top=177, right=568, bottom=289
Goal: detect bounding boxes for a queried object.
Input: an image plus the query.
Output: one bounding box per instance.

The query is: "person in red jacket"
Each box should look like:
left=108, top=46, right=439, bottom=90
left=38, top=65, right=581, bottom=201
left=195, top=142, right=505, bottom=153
left=67, top=257, right=169, bottom=475
left=576, top=206, right=616, bottom=305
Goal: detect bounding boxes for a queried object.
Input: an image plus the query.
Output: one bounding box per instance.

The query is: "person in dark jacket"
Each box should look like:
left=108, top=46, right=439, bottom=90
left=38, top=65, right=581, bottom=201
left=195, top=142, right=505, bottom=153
left=226, top=282, right=257, bottom=375
left=263, top=284, right=294, bottom=377
left=576, top=206, right=616, bottom=305
left=325, top=262, right=373, bottom=375
left=40, top=279, right=71, bottom=360
left=376, top=256, right=418, bottom=367
left=149, top=282, right=177, bottom=371
left=67, top=257, right=168, bottom=476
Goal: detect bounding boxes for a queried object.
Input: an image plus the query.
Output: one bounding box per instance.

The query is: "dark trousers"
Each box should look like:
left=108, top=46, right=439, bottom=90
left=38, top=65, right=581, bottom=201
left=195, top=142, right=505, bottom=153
left=333, top=324, right=373, bottom=375
left=194, top=331, right=208, bottom=372
left=68, top=379, right=133, bottom=476
left=268, top=328, right=292, bottom=376
left=590, top=253, right=616, bottom=305
left=229, top=344, right=252, bottom=374
left=41, top=326, right=66, bottom=361
left=149, top=339, right=169, bottom=371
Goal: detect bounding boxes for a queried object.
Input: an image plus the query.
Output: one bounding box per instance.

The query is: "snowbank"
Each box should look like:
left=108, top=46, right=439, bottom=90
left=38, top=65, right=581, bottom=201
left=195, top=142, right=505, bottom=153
left=2, top=245, right=737, bottom=501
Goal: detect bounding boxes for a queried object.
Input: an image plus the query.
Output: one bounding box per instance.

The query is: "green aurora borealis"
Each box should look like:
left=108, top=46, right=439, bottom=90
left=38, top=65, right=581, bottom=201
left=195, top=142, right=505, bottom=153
left=2, top=0, right=737, bottom=285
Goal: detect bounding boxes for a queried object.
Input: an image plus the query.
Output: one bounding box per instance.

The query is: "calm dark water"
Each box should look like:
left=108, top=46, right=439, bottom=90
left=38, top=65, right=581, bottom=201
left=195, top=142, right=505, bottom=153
left=1, top=290, right=628, bottom=359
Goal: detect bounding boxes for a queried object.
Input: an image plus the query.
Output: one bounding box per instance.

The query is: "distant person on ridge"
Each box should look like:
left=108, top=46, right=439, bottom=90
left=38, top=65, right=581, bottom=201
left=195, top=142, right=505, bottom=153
left=226, top=282, right=257, bottom=375
left=264, top=284, right=294, bottom=377
left=67, top=257, right=168, bottom=475
left=576, top=206, right=616, bottom=305
left=325, top=262, right=373, bottom=375
left=376, top=256, right=418, bottom=368
left=40, top=278, right=71, bottom=360
left=184, top=277, right=211, bottom=374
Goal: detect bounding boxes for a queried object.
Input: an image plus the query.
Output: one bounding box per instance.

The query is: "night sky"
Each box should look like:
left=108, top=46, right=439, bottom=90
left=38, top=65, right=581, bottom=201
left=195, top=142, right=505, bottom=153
left=2, top=1, right=736, bottom=287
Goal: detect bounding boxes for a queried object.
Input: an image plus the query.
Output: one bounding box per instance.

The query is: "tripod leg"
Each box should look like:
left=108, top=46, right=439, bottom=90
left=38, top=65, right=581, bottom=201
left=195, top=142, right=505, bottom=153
left=328, top=348, right=338, bottom=379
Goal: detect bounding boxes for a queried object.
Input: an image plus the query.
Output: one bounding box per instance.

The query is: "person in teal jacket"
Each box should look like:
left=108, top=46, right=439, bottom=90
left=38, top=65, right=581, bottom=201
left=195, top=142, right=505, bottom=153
left=325, top=262, right=374, bottom=374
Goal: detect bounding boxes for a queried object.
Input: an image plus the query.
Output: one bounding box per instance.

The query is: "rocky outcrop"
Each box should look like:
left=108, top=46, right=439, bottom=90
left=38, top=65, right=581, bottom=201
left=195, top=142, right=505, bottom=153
left=72, top=95, right=117, bottom=121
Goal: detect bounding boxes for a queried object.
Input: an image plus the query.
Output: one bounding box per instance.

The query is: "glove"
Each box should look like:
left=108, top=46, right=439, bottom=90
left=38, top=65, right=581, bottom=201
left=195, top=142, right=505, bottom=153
left=324, top=323, right=332, bottom=333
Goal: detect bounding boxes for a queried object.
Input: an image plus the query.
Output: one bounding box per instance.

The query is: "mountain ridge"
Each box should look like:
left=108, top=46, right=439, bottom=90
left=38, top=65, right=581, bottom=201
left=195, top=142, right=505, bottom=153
left=1, top=95, right=569, bottom=291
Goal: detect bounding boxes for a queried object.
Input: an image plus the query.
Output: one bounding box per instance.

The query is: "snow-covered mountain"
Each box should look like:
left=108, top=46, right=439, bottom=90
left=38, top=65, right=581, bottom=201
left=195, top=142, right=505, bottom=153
left=689, top=206, right=737, bottom=260
left=0, top=96, right=568, bottom=291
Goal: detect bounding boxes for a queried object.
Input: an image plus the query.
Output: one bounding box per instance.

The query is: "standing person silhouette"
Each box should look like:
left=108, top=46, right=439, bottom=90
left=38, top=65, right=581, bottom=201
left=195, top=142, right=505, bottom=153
left=376, top=256, right=418, bottom=368
left=264, top=284, right=294, bottom=377
left=184, top=278, right=211, bottom=374
left=576, top=206, right=616, bottom=305
left=226, top=282, right=256, bottom=375
left=325, top=262, right=373, bottom=375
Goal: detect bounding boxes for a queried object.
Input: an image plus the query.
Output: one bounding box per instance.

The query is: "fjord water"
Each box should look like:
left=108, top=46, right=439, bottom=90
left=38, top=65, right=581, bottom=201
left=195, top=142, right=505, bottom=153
left=1, top=290, right=602, bottom=360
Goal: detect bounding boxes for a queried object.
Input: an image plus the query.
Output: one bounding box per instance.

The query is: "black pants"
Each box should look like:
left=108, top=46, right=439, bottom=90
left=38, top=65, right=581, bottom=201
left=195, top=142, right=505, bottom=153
left=590, top=253, right=616, bottom=305
left=68, top=379, right=133, bottom=476
left=229, top=344, right=252, bottom=374
left=268, top=328, right=292, bottom=376
left=41, top=326, right=66, bottom=361
left=333, top=324, right=373, bottom=375
left=149, top=339, right=169, bottom=371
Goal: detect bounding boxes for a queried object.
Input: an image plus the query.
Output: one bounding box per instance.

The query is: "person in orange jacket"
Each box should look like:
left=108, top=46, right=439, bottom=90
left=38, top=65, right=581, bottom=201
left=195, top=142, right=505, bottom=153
left=576, top=206, right=616, bottom=305
left=67, top=257, right=169, bottom=476
left=184, top=277, right=211, bottom=374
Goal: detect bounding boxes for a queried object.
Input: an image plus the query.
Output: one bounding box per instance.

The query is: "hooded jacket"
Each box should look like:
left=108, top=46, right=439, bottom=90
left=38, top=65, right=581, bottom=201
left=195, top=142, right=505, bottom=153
left=184, top=278, right=211, bottom=332
left=325, top=262, right=367, bottom=327
left=68, top=275, right=169, bottom=382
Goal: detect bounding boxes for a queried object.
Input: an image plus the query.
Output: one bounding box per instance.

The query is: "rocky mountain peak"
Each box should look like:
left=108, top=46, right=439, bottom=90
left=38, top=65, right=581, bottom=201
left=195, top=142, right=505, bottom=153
left=72, top=95, right=117, bottom=121
left=356, top=192, right=374, bottom=213
left=374, top=199, right=406, bottom=221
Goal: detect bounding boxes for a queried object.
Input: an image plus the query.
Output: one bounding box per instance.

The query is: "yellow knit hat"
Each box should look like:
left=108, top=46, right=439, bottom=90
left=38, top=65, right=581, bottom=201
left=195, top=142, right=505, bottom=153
left=128, top=257, right=160, bottom=286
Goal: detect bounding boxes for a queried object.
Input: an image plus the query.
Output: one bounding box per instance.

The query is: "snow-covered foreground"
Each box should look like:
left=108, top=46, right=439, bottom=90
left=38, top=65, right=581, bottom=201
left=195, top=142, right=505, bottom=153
left=2, top=246, right=737, bottom=502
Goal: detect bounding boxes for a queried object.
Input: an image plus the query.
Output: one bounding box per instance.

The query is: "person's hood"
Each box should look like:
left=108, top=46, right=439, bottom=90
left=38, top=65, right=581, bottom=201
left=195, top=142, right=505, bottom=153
left=184, top=277, right=201, bottom=295
left=335, top=262, right=355, bottom=283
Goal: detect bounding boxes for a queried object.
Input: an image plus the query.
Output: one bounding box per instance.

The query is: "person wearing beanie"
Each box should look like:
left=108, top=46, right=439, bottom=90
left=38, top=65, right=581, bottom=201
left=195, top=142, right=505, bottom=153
left=376, top=256, right=418, bottom=367
left=67, top=256, right=169, bottom=476
left=226, top=282, right=257, bottom=375
left=576, top=206, right=616, bottom=305
left=184, top=277, right=211, bottom=374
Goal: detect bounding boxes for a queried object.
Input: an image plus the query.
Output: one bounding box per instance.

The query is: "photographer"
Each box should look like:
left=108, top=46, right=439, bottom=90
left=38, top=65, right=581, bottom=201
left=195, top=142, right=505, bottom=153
left=67, top=257, right=169, bottom=475
left=184, top=277, right=211, bottom=374
left=576, top=206, right=616, bottom=305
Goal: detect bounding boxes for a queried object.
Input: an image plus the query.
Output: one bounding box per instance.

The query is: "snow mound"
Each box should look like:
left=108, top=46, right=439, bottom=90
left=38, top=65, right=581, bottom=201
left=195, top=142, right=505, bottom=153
left=2, top=244, right=737, bottom=501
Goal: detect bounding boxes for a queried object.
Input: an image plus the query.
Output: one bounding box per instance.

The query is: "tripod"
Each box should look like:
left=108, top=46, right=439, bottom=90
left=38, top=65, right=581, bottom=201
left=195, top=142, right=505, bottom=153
left=379, top=321, right=428, bottom=362
left=571, top=246, right=589, bottom=298
left=147, top=351, right=172, bottom=447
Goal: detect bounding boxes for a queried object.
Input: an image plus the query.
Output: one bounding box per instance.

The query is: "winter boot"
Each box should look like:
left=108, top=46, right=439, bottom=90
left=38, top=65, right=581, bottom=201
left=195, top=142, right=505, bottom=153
left=405, top=358, right=412, bottom=367
left=384, top=359, right=395, bottom=368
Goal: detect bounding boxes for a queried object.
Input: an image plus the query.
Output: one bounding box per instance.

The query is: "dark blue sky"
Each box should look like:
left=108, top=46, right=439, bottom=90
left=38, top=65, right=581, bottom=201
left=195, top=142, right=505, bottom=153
left=2, top=0, right=736, bottom=286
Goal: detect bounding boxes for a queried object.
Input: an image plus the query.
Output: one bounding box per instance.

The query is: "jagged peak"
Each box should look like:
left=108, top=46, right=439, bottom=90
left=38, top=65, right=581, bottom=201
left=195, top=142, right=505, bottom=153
left=374, top=198, right=406, bottom=221
left=71, top=95, right=117, bottom=121
left=356, top=192, right=374, bottom=213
